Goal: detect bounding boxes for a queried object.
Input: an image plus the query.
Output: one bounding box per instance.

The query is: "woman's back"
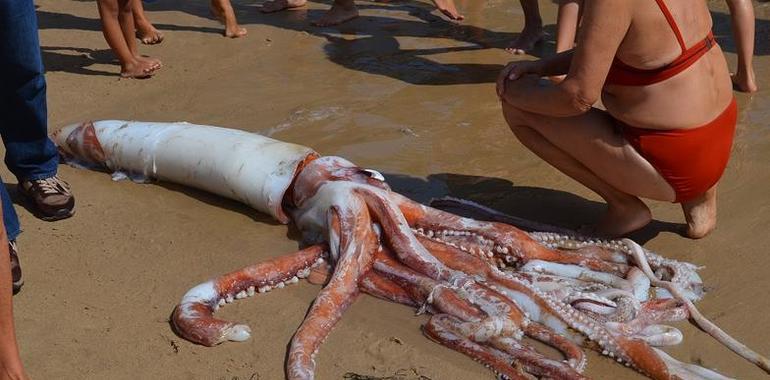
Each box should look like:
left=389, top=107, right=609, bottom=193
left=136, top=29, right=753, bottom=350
left=601, top=0, right=733, bottom=130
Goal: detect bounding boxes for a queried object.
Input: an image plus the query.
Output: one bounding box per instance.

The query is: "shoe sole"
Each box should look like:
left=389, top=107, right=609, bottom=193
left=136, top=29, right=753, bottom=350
left=39, top=209, right=75, bottom=222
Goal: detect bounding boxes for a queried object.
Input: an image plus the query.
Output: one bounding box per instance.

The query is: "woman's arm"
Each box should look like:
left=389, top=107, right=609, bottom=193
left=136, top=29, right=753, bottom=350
left=498, top=0, right=632, bottom=117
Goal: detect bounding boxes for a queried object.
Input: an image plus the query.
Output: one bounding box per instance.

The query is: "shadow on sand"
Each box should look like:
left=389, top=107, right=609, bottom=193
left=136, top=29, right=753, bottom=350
left=36, top=0, right=526, bottom=83
left=384, top=172, right=684, bottom=244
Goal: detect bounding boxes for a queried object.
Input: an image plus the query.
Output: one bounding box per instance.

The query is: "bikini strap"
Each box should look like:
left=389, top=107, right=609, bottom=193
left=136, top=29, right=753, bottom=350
left=653, top=0, right=687, bottom=52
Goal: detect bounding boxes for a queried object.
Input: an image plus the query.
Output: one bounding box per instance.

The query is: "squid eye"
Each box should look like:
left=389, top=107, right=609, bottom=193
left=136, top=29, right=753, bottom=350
left=361, top=169, right=385, bottom=182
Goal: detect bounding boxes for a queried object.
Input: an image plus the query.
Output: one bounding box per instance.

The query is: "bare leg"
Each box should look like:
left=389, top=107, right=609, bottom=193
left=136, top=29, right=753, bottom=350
left=501, top=102, right=677, bottom=237
left=132, top=0, right=164, bottom=44
left=507, top=0, right=544, bottom=55
left=726, top=0, right=757, bottom=93
left=261, top=0, right=307, bottom=13
left=681, top=185, right=717, bottom=239
left=550, top=0, right=581, bottom=83
left=210, top=0, right=247, bottom=38
left=313, top=0, right=359, bottom=26
left=555, top=0, right=580, bottom=53
left=96, top=0, right=160, bottom=78
left=119, top=0, right=161, bottom=71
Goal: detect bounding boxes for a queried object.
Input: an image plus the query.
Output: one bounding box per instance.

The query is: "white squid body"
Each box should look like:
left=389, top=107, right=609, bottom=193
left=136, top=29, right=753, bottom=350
left=51, top=120, right=317, bottom=223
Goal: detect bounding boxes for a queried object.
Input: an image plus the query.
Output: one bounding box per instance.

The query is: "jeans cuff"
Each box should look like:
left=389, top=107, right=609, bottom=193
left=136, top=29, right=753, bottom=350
left=7, top=228, right=21, bottom=242
left=19, top=171, right=59, bottom=182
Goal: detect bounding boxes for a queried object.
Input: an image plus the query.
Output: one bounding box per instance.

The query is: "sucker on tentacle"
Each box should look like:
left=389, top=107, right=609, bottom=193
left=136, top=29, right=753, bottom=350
left=54, top=121, right=760, bottom=380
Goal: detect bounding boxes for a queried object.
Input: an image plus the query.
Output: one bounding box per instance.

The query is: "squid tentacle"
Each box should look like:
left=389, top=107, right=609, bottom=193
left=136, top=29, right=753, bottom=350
left=359, top=270, right=417, bottom=307
left=424, top=314, right=530, bottom=380
left=395, top=194, right=628, bottom=275
left=171, top=244, right=325, bottom=347
left=624, top=239, right=770, bottom=374
left=523, top=322, right=587, bottom=372
left=287, top=203, right=379, bottom=380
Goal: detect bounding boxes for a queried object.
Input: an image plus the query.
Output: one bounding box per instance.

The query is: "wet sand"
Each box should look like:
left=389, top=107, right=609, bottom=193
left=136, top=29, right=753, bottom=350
left=6, top=0, right=770, bottom=378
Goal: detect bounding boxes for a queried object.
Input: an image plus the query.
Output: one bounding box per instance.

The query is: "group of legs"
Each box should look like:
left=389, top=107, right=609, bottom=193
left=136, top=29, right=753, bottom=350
left=96, top=0, right=246, bottom=78
left=509, top=0, right=758, bottom=92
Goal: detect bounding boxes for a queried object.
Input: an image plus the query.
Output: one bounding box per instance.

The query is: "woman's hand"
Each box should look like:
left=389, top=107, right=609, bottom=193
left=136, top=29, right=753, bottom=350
left=496, top=60, right=542, bottom=99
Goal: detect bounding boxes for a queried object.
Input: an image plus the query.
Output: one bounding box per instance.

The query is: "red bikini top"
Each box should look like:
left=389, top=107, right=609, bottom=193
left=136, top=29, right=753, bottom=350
left=604, top=0, right=716, bottom=87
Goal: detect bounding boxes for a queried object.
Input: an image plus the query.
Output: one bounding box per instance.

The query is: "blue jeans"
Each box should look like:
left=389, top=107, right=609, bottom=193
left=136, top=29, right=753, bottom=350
left=1, top=182, right=19, bottom=241
left=1, top=0, right=59, bottom=240
left=0, top=0, right=59, bottom=181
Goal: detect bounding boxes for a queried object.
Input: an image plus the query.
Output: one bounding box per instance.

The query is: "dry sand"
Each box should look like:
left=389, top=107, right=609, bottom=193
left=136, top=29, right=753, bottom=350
left=5, top=0, right=770, bottom=379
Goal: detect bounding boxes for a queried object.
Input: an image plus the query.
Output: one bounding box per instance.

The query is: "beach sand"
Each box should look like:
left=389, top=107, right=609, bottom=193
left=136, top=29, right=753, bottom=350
left=6, top=0, right=770, bottom=378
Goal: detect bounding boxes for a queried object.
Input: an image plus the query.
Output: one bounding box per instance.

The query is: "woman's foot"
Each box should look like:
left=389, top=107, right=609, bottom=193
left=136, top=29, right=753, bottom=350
left=681, top=187, right=717, bottom=239
left=260, top=0, right=307, bottom=13
left=585, top=197, right=652, bottom=238
left=507, top=25, right=544, bottom=55
left=732, top=69, right=758, bottom=93
left=136, top=20, right=164, bottom=45
left=312, top=3, right=359, bottom=26
left=120, top=57, right=161, bottom=79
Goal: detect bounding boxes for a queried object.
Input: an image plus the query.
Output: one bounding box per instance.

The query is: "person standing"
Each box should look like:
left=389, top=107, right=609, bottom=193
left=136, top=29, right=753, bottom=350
left=2, top=0, right=77, bottom=290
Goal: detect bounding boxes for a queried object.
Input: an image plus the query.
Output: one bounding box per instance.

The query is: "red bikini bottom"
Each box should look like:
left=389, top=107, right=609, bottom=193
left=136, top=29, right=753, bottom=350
left=620, top=98, right=737, bottom=203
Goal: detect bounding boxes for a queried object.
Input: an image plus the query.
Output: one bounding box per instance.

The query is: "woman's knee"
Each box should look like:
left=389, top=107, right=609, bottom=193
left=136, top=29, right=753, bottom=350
left=501, top=101, right=535, bottom=134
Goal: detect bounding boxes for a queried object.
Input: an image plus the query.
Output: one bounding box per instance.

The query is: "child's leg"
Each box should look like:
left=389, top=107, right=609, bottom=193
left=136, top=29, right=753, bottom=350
left=549, top=0, right=581, bottom=83
left=97, top=0, right=160, bottom=77
left=726, top=0, right=757, bottom=93
left=210, top=0, right=247, bottom=38
left=507, top=0, right=544, bottom=55
left=313, top=0, right=358, bottom=26
left=117, top=0, right=139, bottom=56
left=118, top=0, right=162, bottom=67
left=133, top=0, right=164, bottom=45
left=555, top=0, right=580, bottom=53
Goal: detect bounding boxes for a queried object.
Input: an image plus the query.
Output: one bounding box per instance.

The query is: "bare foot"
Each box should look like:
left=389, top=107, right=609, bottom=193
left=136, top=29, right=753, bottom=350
left=136, top=21, right=164, bottom=45
left=681, top=186, right=717, bottom=239
left=507, top=26, right=544, bottom=55
left=260, top=0, right=307, bottom=13
left=587, top=197, right=652, bottom=238
left=225, top=25, right=248, bottom=38
left=430, top=0, right=464, bottom=21
left=210, top=0, right=247, bottom=38
left=312, top=4, right=359, bottom=26
left=120, top=57, right=161, bottom=79
left=732, top=70, right=758, bottom=93
left=137, top=55, right=162, bottom=69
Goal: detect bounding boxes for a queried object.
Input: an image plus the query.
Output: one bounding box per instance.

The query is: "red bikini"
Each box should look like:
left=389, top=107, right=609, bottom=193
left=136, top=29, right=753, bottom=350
left=605, top=0, right=736, bottom=202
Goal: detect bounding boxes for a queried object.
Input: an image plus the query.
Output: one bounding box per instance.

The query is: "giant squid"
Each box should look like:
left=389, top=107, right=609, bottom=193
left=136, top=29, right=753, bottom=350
left=52, top=120, right=770, bottom=380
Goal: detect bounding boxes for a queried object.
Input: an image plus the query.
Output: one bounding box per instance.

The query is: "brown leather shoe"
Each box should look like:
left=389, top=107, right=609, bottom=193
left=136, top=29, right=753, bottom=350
left=18, top=176, right=75, bottom=221
left=10, top=241, right=22, bottom=295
